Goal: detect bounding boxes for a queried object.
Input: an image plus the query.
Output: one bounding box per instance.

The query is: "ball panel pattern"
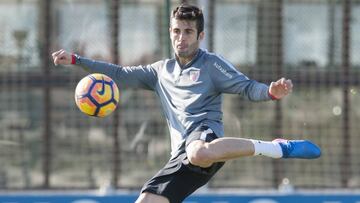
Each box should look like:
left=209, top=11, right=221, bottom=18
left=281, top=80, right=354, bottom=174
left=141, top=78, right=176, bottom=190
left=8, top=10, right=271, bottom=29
left=75, top=73, right=119, bottom=117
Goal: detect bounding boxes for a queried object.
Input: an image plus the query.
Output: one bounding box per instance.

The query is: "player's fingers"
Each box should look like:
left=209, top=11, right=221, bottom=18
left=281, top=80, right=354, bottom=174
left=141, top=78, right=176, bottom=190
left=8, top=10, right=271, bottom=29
left=53, top=58, right=58, bottom=65
left=51, top=51, right=59, bottom=58
left=51, top=49, right=64, bottom=58
left=53, top=56, right=61, bottom=65
left=54, top=55, right=67, bottom=65
left=53, top=50, right=69, bottom=61
left=58, top=51, right=70, bottom=61
left=278, top=77, right=285, bottom=85
left=55, top=56, right=66, bottom=64
left=286, top=79, right=293, bottom=90
left=273, top=78, right=282, bottom=86
left=58, top=50, right=67, bottom=58
left=280, top=77, right=287, bottom=85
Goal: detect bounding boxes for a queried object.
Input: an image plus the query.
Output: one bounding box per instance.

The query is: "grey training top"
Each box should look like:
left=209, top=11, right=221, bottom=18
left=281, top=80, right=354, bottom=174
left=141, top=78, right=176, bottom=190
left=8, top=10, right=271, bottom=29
left=75, top=49, right=272, bottom=156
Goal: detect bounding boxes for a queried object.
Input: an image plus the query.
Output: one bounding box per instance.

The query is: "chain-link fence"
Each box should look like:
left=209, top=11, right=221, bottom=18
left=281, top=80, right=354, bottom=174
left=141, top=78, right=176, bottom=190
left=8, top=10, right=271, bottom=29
left=0, top=0, right=359, bottom=191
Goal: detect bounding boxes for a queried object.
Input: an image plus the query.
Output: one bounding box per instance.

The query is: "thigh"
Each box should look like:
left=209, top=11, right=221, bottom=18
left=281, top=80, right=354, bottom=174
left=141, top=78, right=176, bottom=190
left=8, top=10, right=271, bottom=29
left=184, top=124, right=225, bottom=174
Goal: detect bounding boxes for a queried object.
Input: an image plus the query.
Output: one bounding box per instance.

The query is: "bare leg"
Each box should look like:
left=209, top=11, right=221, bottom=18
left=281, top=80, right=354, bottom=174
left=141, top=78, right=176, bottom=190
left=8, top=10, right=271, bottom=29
left=187, top=137, right=321, bottom=168
left=135, top=192, right=169, bottom=203
left=186, top=137, right=256, bottom=168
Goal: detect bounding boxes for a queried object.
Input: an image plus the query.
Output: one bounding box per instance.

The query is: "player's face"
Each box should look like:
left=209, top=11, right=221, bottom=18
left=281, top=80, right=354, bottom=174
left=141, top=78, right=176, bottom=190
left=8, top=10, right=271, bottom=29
left=170, top=18, right=204, bottom=65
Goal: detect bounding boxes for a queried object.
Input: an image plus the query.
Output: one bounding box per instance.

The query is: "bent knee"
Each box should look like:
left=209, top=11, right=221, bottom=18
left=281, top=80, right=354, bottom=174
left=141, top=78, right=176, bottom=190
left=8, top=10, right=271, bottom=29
left=187, top=141, right=213, bottom=168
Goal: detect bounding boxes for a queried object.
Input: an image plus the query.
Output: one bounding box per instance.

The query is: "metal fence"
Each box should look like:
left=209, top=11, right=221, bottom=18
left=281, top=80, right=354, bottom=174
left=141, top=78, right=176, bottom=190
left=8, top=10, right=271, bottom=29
left=0, top=0, right=359, bottom=191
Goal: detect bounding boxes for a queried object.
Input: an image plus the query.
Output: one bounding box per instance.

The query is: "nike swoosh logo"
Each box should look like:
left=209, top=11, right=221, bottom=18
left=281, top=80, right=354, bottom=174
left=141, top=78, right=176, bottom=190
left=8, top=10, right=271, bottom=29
left=97, top=76, right=105, bottom=95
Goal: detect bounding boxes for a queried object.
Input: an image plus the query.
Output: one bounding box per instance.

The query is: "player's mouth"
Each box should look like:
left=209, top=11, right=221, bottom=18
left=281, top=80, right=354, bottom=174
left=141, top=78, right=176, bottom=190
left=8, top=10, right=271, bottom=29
left=177, top=44, right=188, bottom=50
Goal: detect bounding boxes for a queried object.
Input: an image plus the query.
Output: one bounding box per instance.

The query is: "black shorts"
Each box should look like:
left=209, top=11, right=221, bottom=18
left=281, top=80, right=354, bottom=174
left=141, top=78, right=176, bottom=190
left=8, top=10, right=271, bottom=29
left=140, top=125, right=225, bottom=203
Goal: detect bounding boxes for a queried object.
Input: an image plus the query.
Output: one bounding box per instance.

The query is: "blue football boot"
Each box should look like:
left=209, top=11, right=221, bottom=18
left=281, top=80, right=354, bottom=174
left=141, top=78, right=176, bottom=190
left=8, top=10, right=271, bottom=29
left=273, top=139, right=321, bottom=159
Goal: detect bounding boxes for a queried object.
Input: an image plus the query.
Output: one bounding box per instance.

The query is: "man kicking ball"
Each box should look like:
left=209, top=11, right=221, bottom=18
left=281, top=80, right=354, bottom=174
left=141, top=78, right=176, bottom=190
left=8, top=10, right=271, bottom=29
left=52, top=4, right=321, bottom=203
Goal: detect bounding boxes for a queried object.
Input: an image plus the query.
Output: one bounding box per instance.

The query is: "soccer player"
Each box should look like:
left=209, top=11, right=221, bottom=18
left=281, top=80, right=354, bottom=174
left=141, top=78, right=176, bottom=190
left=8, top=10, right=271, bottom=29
left=52, top=4, right=321, bottom=203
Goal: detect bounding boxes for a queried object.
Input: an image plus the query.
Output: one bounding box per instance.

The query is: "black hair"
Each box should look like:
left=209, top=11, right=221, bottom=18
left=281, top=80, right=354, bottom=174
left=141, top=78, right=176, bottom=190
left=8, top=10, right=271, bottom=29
left=171, top=4, right=204, bottom=37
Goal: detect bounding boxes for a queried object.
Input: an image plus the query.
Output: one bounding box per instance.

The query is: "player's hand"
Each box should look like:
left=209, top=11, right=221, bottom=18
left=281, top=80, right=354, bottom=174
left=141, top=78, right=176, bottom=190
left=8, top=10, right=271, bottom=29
left=51, top=49, right=72, bottom=66
left=269, top=77, right=293, bottom=99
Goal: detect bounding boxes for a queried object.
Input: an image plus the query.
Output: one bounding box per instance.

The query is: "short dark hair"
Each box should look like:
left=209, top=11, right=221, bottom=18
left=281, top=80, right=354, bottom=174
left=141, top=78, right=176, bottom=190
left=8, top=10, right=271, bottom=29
left=171, top=4, right=204, bottom=37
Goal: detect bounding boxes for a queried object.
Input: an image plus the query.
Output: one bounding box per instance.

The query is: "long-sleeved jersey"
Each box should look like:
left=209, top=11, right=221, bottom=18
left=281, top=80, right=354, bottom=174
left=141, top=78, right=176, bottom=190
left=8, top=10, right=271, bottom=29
left=74, top=49, right=272, bottom=156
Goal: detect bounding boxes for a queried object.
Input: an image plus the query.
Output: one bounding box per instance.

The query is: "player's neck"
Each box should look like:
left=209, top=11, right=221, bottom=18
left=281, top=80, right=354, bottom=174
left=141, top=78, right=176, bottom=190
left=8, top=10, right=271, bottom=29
left=176, top=50, right=199, bottom=68
left=177, top=57, right=192, bottom=67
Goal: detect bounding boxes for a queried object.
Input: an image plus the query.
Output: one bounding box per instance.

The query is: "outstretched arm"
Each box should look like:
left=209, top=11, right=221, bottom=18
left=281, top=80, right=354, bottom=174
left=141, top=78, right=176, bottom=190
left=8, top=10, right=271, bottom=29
left=268, top=77, right=293, bottom=100
left=209, top=57, right=292, bottom=101
left=51, top=49, right=159, bottom=90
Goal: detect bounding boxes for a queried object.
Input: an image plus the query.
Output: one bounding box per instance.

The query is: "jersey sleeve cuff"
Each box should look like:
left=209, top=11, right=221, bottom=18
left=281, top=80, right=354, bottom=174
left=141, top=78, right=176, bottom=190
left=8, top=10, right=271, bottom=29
left=71, top=54, right=81, bottom=65
left=71, top=54, right=76, bottom=64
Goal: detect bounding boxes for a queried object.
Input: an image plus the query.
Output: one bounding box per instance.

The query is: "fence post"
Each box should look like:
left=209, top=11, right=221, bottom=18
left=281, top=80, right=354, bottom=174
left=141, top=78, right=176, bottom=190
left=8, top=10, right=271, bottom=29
left=39, top=0, right=53, bottom=188
left=165, top=0, right=171, bottom=58
left=256, top=0, right=284, bottom=188
left=109, top=0, right=121, bottom=188
left=341, top=0, right=351, bottom=188
left=207, top=0, right=215, bottom=52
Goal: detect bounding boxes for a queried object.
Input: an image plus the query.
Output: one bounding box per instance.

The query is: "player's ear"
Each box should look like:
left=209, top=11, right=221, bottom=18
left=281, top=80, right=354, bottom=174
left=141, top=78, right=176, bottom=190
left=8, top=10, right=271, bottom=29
left=198, top=31, right=205, bottom=41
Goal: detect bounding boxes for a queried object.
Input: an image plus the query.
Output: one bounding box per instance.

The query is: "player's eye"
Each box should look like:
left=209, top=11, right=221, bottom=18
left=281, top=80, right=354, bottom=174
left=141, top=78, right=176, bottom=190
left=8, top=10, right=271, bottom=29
left=185, top=29, right=194, bottom=34
left=173, top=29, right=180, bottom=34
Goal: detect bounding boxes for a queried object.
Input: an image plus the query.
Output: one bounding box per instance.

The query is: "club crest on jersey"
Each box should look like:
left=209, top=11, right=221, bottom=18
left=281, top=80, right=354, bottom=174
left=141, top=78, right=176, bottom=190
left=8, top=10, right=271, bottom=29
left=189, top=70, right=200, bottom=82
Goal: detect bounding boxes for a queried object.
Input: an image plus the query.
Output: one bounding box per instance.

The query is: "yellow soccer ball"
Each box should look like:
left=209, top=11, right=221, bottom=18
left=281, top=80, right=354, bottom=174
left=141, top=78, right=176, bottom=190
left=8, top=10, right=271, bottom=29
left=75, top=73, right=119, bottom=117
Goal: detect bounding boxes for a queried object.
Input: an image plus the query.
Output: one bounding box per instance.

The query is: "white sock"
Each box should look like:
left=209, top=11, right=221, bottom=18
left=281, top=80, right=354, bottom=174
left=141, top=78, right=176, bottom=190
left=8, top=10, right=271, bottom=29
left=251, top=140, right=283, bottom=158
